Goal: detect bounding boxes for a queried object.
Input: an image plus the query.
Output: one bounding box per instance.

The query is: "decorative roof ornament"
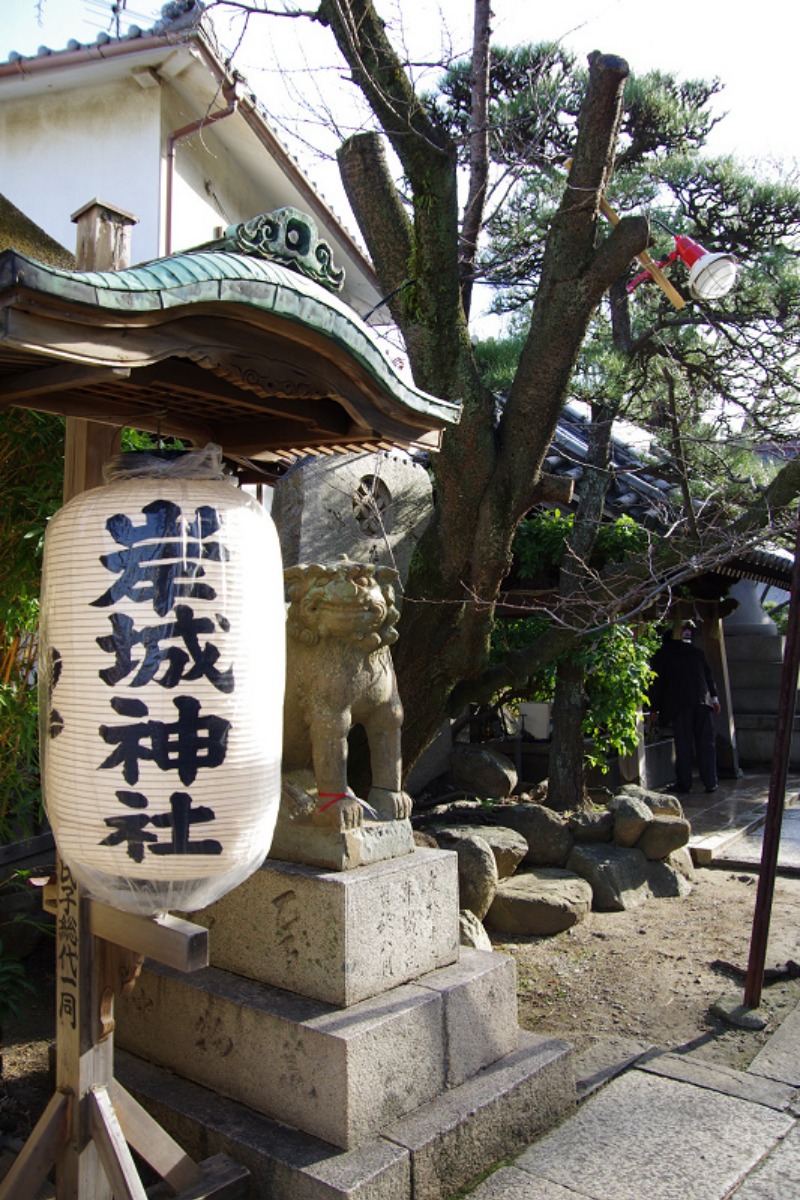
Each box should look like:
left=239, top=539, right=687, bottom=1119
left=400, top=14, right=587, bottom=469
left=219, top=207, right=345, bottom=293
left=152, top=0, right=206, bottom=34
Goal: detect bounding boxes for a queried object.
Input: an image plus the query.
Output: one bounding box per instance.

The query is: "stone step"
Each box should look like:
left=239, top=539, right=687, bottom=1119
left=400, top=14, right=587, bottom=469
left=732, top=688, right=790, bottom=715
left=724, top=633, right=785, bottom=663
left=189, top=847, right=460, bottom=1008
left=382, top=1032, right=575, bottom=1200
left=117, top=1030, right=575, bottom=1200
left=728, top=660, right=788, bottom=690
left=117, top=949, right=519, bottom=1152
left=734, top=713, right=800, bottom=731
left=689, top=799, right=769, bottom=866
left=688, top=787, right=800, bottom=866
left=735, top=726, right=800, bottom=768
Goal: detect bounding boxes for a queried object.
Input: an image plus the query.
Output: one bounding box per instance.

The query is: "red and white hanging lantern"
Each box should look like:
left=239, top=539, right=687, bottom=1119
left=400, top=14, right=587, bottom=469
left=38, top=445, right=285, bottom=916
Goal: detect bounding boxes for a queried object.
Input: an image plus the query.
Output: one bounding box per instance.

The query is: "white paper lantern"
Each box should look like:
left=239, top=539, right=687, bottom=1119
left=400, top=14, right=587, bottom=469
left=38, top=445, right=285, bottom=916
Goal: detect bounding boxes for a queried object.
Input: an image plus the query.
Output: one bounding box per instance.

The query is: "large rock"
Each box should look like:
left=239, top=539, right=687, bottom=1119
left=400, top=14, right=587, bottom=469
left=636, top=815, right=691, bottom=861
left=426, top=823, right=528, bottom=879
left=450, top=744, right=518, bottom=799
left=486, top=869, right=593, bottom=936
left=567, top=843, right=692, bottom=911
left=567, top=843, right=652, bottom=912
left=494, top=804, right=574, bottom=867
left=667, top=846, right=697, bottom=884
left=459, top=908, right=494, bottom=951
left=617, top=783, right=685, bottom=819
left=645, top=856, right=694, bottom=900
left=435, top=831, right=499, bottom=919
left=271, top=449, right=433, bottom=583
left=569, top=809, right=614, bottom=843
left=610, top=795, right=653, bottom=848
left=422, top=799, right=485, bottom=819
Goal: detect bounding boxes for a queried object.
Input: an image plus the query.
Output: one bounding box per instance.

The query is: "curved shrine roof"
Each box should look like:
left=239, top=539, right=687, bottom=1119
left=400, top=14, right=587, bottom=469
left=0, top=212, right=460, bottom=464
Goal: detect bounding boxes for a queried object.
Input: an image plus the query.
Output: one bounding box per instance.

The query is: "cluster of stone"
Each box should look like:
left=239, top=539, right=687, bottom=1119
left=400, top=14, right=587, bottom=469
left=417, top=754, right=694, bottom=940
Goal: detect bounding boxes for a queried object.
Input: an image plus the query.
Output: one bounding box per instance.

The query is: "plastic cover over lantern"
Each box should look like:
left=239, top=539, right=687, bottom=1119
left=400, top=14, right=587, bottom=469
left=38, top=444, right=285, bottom=916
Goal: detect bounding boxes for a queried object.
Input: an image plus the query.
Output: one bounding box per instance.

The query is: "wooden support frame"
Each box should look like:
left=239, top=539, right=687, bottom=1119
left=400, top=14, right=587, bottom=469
left=0, top=864, right=248, bottom=1199
left=598, top=196, right=687, bottom=310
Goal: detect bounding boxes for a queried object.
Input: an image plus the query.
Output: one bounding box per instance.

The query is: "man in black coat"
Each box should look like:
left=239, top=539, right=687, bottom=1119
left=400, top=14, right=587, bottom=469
left=649, top=622, right=721, bottom=795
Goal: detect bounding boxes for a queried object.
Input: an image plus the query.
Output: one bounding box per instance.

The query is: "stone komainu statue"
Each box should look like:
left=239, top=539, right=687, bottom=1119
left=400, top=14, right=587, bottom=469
left=282, top=560, right=413, bottom=828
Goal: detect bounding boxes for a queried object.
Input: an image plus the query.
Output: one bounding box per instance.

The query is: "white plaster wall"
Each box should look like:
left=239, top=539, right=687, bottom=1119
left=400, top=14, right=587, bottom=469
left=160, top=93, right=294, bottom=255
left=0, top=77, right=163, bottom=263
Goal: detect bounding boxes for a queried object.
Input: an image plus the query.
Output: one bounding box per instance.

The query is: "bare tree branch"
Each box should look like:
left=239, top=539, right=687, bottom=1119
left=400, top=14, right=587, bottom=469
left=459, top=0, right=491, bottom=319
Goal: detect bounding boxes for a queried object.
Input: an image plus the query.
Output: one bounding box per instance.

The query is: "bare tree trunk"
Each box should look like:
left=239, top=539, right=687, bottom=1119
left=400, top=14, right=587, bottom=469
left=547, top=658, right=587, bottom=811
left=663, top=367, right=700, bottom=540
left=547, top=406, right=614, bottom=811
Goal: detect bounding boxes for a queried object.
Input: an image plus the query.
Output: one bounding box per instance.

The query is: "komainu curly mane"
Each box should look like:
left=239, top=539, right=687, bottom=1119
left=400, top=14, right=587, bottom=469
left=284, top=561, right=400, bottom=651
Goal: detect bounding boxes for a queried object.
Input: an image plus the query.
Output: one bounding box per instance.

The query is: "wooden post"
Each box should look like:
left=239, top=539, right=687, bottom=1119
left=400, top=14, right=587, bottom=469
left=0, top=885, right=215, bottom=1200
left=744, top=509, right=800, bottom=1008
left=54, top=862, right=116, bottom=1199
left=70, top=199, right=138, bottom=273
left=52, top=201, right=138, bottom=1196
left=64, top=200, right=139, bottom=496
left=701, top=609, right=741, bottom=779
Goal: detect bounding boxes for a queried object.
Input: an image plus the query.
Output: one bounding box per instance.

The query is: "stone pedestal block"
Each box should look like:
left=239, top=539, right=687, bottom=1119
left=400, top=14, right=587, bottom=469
left=189, top=848, right=459, bottom=1007
left=117, top=962, right=446, bottom=1150
left=115, top=847, right=576, bottom=1198
left=117, top=1029, right=574, bottom=1200
left=268, top=816, right=416, bottom=871
left=417, top=950, right=519, bottom=1087
left=117, top=946, right=520, bottom=1153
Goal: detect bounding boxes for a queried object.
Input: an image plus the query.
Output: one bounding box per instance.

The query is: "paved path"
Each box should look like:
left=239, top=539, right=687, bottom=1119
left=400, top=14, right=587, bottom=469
left=465, top=1023, right=800, bottom=1200
left=686, top=773, right=800, bottom=868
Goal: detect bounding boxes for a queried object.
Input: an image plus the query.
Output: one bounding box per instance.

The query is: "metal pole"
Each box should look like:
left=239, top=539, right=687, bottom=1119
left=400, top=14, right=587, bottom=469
left=744, top=507, right=800, bottom=1008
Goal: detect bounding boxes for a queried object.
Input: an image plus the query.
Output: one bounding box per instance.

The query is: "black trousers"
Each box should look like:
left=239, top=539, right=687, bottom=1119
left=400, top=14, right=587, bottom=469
left=671, top=704, right=717, bottom=792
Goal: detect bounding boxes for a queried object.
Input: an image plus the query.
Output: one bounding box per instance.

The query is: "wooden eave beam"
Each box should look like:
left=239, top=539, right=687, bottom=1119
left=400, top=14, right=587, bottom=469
left=1, top=388, right=217, bottom=446
left=0, top=362, right=131, bottom=401
left=132, top=360, right=349, bottom=428
left=215, top=416, right=363, bottom=456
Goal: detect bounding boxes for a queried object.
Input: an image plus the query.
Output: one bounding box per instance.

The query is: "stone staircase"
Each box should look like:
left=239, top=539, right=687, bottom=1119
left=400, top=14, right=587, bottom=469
left=115, top=847, right=575, bottom=1200
left=726, top=632, right=800, bottom=767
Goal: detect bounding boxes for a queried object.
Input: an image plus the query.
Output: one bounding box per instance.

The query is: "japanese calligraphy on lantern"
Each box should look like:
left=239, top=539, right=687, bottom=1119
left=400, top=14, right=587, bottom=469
left=39, top=450, right=285, bottom=916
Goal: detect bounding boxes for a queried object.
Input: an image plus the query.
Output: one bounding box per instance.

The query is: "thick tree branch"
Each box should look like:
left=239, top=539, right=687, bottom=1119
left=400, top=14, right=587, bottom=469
left=336, top=132, right=417, bottom=328
left=316, top=0, right=449, bottom=171
left=735, top=455, right=800, bottom=534
left=448, top=625, right=578, bottom=713
left=459, top=0, right=492, bottom=319
left=587, top=214, right=650, bottom=302
left=319, top=0, right=466, bottom=396
left=496, top=56, right=647, bottom=515
left=553, top=52, right=630, bottom=267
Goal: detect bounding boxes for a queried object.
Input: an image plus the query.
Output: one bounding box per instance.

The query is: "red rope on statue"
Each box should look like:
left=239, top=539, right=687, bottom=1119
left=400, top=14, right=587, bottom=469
left=317, top=792, right=348, bottom=812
